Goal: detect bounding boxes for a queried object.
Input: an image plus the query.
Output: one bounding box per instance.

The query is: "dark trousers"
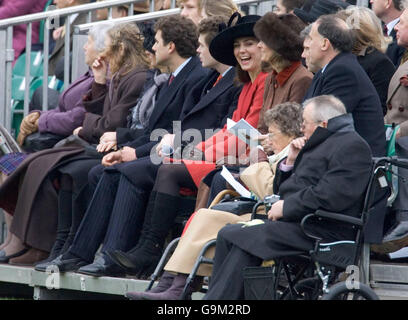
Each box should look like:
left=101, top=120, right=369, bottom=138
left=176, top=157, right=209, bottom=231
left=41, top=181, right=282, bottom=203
left=68, top=158, right=160, bottom=262
left=203, top=224, right=262, bottom=300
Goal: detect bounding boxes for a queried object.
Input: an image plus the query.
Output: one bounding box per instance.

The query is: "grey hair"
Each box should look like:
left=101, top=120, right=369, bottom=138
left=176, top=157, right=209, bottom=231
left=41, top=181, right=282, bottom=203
left=303, top=95, right=347, bottom=122
left=88, top=22, right=115, bottom=52
left=300, top=24, right=312, bottom=39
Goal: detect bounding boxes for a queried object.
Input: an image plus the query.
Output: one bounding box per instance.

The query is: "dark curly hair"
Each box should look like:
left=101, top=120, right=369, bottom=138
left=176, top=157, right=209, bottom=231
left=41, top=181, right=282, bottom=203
left=154, top=16, right=199, bottom=58
left=263, top=102, right=303, bottom=138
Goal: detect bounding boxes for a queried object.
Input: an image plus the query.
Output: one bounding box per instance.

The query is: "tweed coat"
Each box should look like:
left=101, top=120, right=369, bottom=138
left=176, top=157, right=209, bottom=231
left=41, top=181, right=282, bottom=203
left=385, top=60, right=408, bottom=137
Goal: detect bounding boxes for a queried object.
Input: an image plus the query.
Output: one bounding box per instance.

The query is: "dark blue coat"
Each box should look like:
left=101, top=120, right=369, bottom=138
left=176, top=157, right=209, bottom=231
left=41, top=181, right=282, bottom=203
left=303, top=52, right=386, bottom=157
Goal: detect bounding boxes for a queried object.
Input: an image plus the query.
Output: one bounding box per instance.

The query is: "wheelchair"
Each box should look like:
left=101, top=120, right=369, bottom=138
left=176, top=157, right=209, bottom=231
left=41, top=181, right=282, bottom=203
left=143, top=155, right=408, bottom=300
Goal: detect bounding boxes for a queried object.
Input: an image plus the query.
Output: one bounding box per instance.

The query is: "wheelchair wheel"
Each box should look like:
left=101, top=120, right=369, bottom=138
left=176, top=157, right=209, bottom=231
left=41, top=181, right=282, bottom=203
left=321, top=282, right=379, bottom=300
left=283, top=277, right=322, bottom=300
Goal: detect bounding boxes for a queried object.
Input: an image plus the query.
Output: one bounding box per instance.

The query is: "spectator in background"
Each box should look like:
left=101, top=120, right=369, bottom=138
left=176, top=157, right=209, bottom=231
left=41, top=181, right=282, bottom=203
left=0, top=0, right=49, bottom=63
left=178, top=0, right=239, bottom=25
left=273, top=0, right=305, bottom=15
left=49, top=0, right=91, bottom=76
left=336, top=6, right=395, bottom=116
left=293, top=0, right=349, bottom=24
left=95, top=0, right=151, bottom=20
left=370, top=0, right=405, bottom=66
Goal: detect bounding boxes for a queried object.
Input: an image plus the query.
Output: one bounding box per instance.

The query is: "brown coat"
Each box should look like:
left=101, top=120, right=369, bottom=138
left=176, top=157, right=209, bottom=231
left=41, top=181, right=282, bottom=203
left=0, top=67, right=147, bottom=252
left=79, top=66, right=148, bottom=143
left=385, top=60, right=408, bottom=137
left=257, top=62, right=313, bottom=133
left=0, top=147, right=84, bottom=251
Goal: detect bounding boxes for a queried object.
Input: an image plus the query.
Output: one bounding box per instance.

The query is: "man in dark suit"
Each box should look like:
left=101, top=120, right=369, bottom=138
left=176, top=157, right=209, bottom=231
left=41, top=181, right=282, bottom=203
left=302, top=14, right=386, bottom=158
left=371, top=0, right=405, bottom=66
left=42, top=16, right=242, bottom=276
left=204, top=95, right=373, bottom=300
left=302, top=15, right=387, bottom=243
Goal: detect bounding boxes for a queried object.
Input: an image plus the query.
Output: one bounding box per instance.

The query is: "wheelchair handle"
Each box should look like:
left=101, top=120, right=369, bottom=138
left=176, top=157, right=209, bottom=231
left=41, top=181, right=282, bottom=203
left=373, top=156, right=408, bottom=170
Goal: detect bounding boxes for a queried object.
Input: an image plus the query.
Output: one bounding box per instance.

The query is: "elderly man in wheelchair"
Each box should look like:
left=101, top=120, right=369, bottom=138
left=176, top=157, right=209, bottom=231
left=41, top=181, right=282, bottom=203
left=203, top=94, right=387, bottom=300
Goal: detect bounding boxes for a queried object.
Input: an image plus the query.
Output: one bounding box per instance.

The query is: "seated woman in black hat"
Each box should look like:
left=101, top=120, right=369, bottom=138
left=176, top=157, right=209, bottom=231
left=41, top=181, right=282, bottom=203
left=107, top=12, right=268, bottom=278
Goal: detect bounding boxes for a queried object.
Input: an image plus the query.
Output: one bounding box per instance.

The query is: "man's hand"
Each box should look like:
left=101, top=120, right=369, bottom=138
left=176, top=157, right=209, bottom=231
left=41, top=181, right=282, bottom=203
left=102, top=150, right=122, bottom=167
left=267, top=200, right=284, bottom=221
left=101, top=146, right=137, bottom=167
left=286, top=137, right=307, bottom=166
left=73, top=126, right=82, bottom=136
left=156, top=134, right=175, bottom=157
left=92, top=56, right=108, bottom=85
left=97, top=132, right=117, bottom=153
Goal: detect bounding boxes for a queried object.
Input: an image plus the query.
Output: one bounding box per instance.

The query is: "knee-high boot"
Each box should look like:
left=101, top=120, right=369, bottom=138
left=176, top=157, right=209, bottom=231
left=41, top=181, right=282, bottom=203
left=108, top=192, right=183, bottom=276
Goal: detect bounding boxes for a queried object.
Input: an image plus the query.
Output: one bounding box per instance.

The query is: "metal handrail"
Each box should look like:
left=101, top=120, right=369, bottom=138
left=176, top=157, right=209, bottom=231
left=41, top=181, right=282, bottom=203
left=74, top=0, right=268, bottom=33
left=0, top=0, right=149, bottom=29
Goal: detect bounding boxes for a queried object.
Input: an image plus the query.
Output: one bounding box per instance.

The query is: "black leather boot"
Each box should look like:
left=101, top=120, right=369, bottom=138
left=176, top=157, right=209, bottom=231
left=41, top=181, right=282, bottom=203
left=108, top=192, right=182, bottom=276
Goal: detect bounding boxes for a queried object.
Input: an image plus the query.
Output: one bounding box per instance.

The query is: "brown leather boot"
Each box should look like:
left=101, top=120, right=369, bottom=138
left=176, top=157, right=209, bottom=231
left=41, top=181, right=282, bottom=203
left=9, top=248, right=49, bottom=266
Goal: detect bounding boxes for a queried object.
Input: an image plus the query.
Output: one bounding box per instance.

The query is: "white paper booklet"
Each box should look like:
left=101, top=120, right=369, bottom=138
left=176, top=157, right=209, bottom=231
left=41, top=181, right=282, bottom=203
left=227, top=118, right=261, bottom=145
left=388, top=246, right=408, bottom=259
left=220, top=165, right=252, bottom=198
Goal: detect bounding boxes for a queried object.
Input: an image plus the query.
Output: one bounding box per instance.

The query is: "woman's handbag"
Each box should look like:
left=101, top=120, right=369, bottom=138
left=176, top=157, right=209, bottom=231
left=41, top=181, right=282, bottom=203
left=210, top=193, right=257, bottom=215
left=23, top=132, right=66, bottom=152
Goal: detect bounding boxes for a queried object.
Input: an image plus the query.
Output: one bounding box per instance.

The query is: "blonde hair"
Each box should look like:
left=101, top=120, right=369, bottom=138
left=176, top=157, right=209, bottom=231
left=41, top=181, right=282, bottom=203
left=177, top=0, right=240, bottom=19
left=336, top=6, right=392, bottom=54
left=201, top=0, right=240, bottom=18
left=103, top=23, right=149, bottom=76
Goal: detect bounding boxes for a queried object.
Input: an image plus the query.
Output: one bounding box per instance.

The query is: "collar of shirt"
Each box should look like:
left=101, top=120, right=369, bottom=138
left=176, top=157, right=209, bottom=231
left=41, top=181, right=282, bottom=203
left=274, top=61, right=301, bottom=87
left=387, top=17, right=400, bottom=36
left=221, top=66, right=233, bottom=77
left=171, top=57, right=192, bottom=78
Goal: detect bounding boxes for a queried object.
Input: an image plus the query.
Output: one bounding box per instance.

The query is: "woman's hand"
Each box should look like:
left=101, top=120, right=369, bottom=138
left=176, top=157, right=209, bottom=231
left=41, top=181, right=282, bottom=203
left=92, top=56, right=108, bottom=84
left=97, top=132, right=118, bottom=153
left=73, top=126, right=82, bottom=136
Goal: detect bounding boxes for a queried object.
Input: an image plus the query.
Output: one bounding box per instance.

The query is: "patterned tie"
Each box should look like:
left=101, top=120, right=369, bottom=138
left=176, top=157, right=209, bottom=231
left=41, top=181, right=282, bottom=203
left=383, top=23, right=388, bottom=36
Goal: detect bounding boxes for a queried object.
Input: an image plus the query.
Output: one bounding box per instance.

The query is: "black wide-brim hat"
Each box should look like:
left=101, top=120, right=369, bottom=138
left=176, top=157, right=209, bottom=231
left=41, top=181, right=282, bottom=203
left=294, top=0, right=349, bottom=23
left=209, top=12, right=261, bottom=66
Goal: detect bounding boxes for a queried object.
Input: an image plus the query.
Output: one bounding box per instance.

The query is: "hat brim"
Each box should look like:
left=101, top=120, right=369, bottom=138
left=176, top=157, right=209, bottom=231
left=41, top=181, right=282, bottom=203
left=209, top=22, right=258, bottom=67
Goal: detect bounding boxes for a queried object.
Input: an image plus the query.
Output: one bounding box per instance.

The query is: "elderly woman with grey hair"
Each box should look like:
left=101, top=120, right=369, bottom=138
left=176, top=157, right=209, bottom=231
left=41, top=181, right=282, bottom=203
left=125, top=101, right=303, bottom=300
left=0, top=22, right=115, bottom=265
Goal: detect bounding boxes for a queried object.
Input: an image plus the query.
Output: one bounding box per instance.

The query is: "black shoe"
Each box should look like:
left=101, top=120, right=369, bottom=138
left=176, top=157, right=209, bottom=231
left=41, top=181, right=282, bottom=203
left=35, top=254, right=63, bottom=272
left=0, top=248, right=29, bottom=263
left=106, top=243, right=162, bottom=276
left=77, top=255, right=126, bottom=277
left=51, top=255, right=88, bottom=273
